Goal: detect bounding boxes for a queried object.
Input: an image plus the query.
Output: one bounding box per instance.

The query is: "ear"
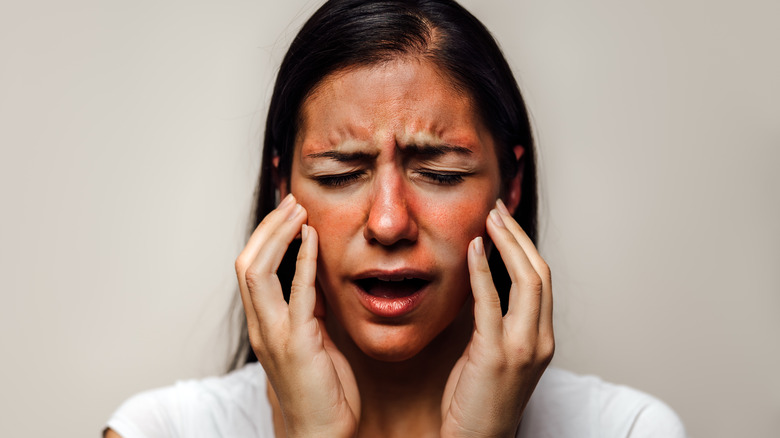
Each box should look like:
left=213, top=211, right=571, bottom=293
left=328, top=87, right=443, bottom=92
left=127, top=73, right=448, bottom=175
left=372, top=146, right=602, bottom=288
left=272, top=156, right=290, bottom=200
left=503, top=145, right=525, bottom=215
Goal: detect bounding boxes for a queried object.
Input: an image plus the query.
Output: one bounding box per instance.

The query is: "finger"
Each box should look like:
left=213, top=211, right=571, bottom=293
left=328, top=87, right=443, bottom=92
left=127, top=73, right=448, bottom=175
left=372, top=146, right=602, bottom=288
left=237, top=276, right=262, bottom=342
left=440, top=346, right=469, bottom=418
left=313, top=284, right=327, bottom=320
left=289, top=224, right=318, bottom=326
left=496, top=199, right=553, bottom=334
left=486, top=208, right=542, bottom=331
left=234, top=194, right=298, bottom=338
left=468, top=236, right=502, bottom=338
left=235, top=194, right=298, bottom=300
left=237, top=193, right=298, bottom=277
left=495, top=199, right=549, bottom=288
left=244, top=201, right=308, bottom=321
left=538, top=275, right=553, bottom=340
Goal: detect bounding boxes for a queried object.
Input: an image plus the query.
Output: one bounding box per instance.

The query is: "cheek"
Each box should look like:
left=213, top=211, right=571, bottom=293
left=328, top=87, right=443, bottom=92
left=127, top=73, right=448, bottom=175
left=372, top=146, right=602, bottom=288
left=295, top=189, right=363, bottom=261
left=415, top=191, right=493, bottom=262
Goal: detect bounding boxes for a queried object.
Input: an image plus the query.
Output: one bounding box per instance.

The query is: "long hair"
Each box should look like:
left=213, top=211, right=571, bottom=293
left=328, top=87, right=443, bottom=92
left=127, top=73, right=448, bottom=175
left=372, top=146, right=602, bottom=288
left=231, top=0, right=537, bottom=369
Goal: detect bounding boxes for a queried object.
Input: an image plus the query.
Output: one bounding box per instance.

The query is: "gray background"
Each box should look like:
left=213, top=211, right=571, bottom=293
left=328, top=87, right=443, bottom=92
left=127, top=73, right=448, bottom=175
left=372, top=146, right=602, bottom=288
left=1, top=0, right=778, bottom=436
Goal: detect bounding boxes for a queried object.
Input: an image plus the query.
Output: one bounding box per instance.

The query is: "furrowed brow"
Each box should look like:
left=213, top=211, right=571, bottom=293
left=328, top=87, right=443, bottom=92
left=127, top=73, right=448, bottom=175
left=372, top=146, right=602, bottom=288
left=305, top=150, right=378, bottom=162
left=402, top=144, right=474, bottom=157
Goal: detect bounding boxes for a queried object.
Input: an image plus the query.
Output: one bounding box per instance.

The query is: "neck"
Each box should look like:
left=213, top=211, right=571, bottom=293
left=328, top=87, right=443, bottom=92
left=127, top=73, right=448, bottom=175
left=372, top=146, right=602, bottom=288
left=327, top=302, right=473, bottom=437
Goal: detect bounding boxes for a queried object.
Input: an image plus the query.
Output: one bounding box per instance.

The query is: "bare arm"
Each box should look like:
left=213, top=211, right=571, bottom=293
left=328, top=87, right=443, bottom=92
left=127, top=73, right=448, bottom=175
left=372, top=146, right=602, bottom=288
left=103, top=428, right=122, bottom=438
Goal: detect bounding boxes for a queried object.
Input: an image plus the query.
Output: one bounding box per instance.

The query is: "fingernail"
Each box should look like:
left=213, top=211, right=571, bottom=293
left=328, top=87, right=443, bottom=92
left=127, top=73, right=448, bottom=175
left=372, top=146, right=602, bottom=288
left=496, top=198, right=510, bottom=215
left=473, top=236, right=484, bottom=255
left=279, top=193, right=295, bottom=209
left=301, top=223, right=308, bottom=240
left=286, top=203, right=303, bottom=220
left=490, top=209, right=505, bottom=228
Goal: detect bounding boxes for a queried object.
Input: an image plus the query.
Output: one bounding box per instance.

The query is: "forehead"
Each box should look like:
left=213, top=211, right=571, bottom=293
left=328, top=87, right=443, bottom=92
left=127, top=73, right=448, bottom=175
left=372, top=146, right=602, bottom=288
left=296, top=58, right=494, bottom=155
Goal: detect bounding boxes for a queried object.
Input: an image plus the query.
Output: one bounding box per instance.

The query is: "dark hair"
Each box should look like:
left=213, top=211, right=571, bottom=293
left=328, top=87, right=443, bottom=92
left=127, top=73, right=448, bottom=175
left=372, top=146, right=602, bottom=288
left=231, top=0, right=537, bottom=369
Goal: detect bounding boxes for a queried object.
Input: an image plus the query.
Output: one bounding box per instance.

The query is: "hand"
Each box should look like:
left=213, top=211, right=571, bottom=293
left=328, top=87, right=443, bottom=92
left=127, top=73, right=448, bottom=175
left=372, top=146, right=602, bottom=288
left=440, top=199, right=554, bottom=438
left=235, top=194, right=360, bottom=438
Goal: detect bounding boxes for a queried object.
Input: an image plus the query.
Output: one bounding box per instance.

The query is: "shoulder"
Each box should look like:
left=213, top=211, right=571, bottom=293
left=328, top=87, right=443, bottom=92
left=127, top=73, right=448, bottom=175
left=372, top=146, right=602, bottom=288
left=106, top=362, right=274, bottom=438
left=518, top=367, right=687, bottom=438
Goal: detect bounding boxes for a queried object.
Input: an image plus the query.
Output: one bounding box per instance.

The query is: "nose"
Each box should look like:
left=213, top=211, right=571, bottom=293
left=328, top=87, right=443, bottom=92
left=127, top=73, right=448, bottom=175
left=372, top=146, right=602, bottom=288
left=363, top=168, right=418, bottom=246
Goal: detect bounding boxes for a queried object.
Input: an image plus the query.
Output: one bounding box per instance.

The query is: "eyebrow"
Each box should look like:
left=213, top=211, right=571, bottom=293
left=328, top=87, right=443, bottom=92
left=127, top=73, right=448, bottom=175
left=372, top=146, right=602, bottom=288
left=304, top=144, right=472, bottom=161
left=304, top=150, right=379, bottom=162
left=401, top=144, right=473, bottom=157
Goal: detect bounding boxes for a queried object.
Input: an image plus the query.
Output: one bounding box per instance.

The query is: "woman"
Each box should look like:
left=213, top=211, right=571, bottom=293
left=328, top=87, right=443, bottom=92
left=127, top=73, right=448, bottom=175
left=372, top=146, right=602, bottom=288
left=106, top=1, right=685, bottom=436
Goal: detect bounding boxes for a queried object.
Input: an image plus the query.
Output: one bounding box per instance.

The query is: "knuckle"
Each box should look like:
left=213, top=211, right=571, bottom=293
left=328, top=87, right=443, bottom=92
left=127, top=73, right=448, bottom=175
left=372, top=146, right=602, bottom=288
left=289, top=276, right=308, bottom=295
left=507, top=336, right=554, bottom=367
left=246, top=326, right=268, bottom=354
left=483, top=290, right=501, bottom=305
left=248, top=332, right=263, bottom=352
left=507, top=342, right=534, bottom=365
left=524, top=272, right=544, bottom=293
left=235, top=254, right=250, bottom=275
left=295, top=246, right=313, bottom=264
left=249, top=340, right=263, bottom=356
left=476, top=260, right=492, bottom=275
left=243, top=268, right=264, bottom=291
left=538, top=260, right=551, bottom=282
left=539, top=337, right=556, bottom=362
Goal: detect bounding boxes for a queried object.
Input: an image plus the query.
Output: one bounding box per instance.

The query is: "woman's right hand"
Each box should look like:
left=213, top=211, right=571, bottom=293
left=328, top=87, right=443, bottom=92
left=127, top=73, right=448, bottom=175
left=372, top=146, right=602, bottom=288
left=235, top=193, right=360, bottom=438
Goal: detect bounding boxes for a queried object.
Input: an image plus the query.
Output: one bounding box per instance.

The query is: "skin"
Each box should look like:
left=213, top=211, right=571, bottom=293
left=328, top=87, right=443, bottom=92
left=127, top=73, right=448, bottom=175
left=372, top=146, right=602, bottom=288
left=291, top=58, right=505, bottom=363
left=101, top=57, right=552, bottom=438
left=237, top=58, right=553, bottom=438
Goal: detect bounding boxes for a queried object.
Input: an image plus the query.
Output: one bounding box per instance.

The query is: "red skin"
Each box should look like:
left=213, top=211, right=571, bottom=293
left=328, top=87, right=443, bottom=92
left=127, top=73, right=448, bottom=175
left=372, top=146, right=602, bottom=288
left=243, top=57, right=549, bottom=438
left=287, top=58, right=508, bottom=362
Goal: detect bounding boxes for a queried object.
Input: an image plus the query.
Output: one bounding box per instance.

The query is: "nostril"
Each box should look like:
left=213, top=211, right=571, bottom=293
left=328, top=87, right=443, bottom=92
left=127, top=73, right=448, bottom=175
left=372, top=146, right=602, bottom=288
left=363, top=175, right=419, bottom=245
left=364, top=204, right=417, bottom=246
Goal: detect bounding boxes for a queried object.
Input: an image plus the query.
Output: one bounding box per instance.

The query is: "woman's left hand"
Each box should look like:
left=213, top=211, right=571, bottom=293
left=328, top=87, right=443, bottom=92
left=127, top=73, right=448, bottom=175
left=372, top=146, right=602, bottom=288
left=440, top=199, right=554, bottom=438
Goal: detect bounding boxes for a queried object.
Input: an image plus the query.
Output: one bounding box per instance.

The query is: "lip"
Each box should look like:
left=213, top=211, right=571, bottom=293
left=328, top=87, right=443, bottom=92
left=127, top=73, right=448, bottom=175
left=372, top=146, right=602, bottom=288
left=352, top=268, right=432, bottom=318
left=353, top=268, right=433, bottom=282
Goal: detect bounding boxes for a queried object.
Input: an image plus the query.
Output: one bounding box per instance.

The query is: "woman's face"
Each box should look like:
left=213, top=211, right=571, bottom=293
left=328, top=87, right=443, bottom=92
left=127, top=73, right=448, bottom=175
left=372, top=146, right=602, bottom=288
left=289, top=58, right=512, bottom=362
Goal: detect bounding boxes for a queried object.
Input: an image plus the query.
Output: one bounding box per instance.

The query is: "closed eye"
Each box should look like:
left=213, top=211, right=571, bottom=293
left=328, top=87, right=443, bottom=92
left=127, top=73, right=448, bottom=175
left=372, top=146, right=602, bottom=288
left=313, top=171, right=365, bottom=187
left=415, top=171, right=466, bottom=185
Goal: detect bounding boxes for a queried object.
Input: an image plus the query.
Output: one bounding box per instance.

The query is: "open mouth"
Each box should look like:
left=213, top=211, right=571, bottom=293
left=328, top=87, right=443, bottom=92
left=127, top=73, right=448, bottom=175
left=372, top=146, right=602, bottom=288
left=354, top=277, right=430, bottom=299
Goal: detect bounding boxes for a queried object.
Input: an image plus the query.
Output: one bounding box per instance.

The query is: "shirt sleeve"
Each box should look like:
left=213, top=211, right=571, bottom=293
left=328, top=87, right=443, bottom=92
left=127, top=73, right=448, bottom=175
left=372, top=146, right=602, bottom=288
left=597, top=379, right=688, bottom=438
left=626, top=398, right=687, bottom=438
left=106, top=387, right=181, bottom=438
left=104, top=363, right=273, bottom=438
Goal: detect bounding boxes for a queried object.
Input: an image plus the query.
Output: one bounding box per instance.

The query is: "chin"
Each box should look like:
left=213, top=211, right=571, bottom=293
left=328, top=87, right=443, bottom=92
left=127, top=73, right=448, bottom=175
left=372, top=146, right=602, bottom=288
left=351, top=323, right=432, bottom=362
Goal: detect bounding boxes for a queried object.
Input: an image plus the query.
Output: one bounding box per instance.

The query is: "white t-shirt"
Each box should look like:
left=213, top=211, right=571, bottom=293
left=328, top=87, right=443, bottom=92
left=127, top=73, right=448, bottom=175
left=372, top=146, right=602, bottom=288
left=106, top=363, right=686, bottom=437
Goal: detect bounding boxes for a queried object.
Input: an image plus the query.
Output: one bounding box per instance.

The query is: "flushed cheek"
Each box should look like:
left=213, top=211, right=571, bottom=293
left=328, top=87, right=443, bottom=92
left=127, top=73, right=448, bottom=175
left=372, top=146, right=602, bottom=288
left=308, top=205, right=361, bottom=240
left=418, top=197, right=492, bottom=257
left=294, top=195, right=367, bottom=294
left=295, top=185, right=360, bottom=231
left=299, top=197, right=359, bottom=250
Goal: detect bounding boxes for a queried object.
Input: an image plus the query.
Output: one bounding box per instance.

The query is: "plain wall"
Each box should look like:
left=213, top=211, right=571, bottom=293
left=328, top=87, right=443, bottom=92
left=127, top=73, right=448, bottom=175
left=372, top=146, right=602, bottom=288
left=1, top=1, right=778, bottom=436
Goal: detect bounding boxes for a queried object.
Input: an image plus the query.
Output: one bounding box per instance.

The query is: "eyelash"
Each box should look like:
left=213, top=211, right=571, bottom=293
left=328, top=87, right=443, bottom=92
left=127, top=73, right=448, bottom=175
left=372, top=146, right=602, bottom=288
left=415, top=171, right=465, bottom=185
left=314, top=172, right=365, bottom=187
left=314, top=170, right=466, bottom=187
